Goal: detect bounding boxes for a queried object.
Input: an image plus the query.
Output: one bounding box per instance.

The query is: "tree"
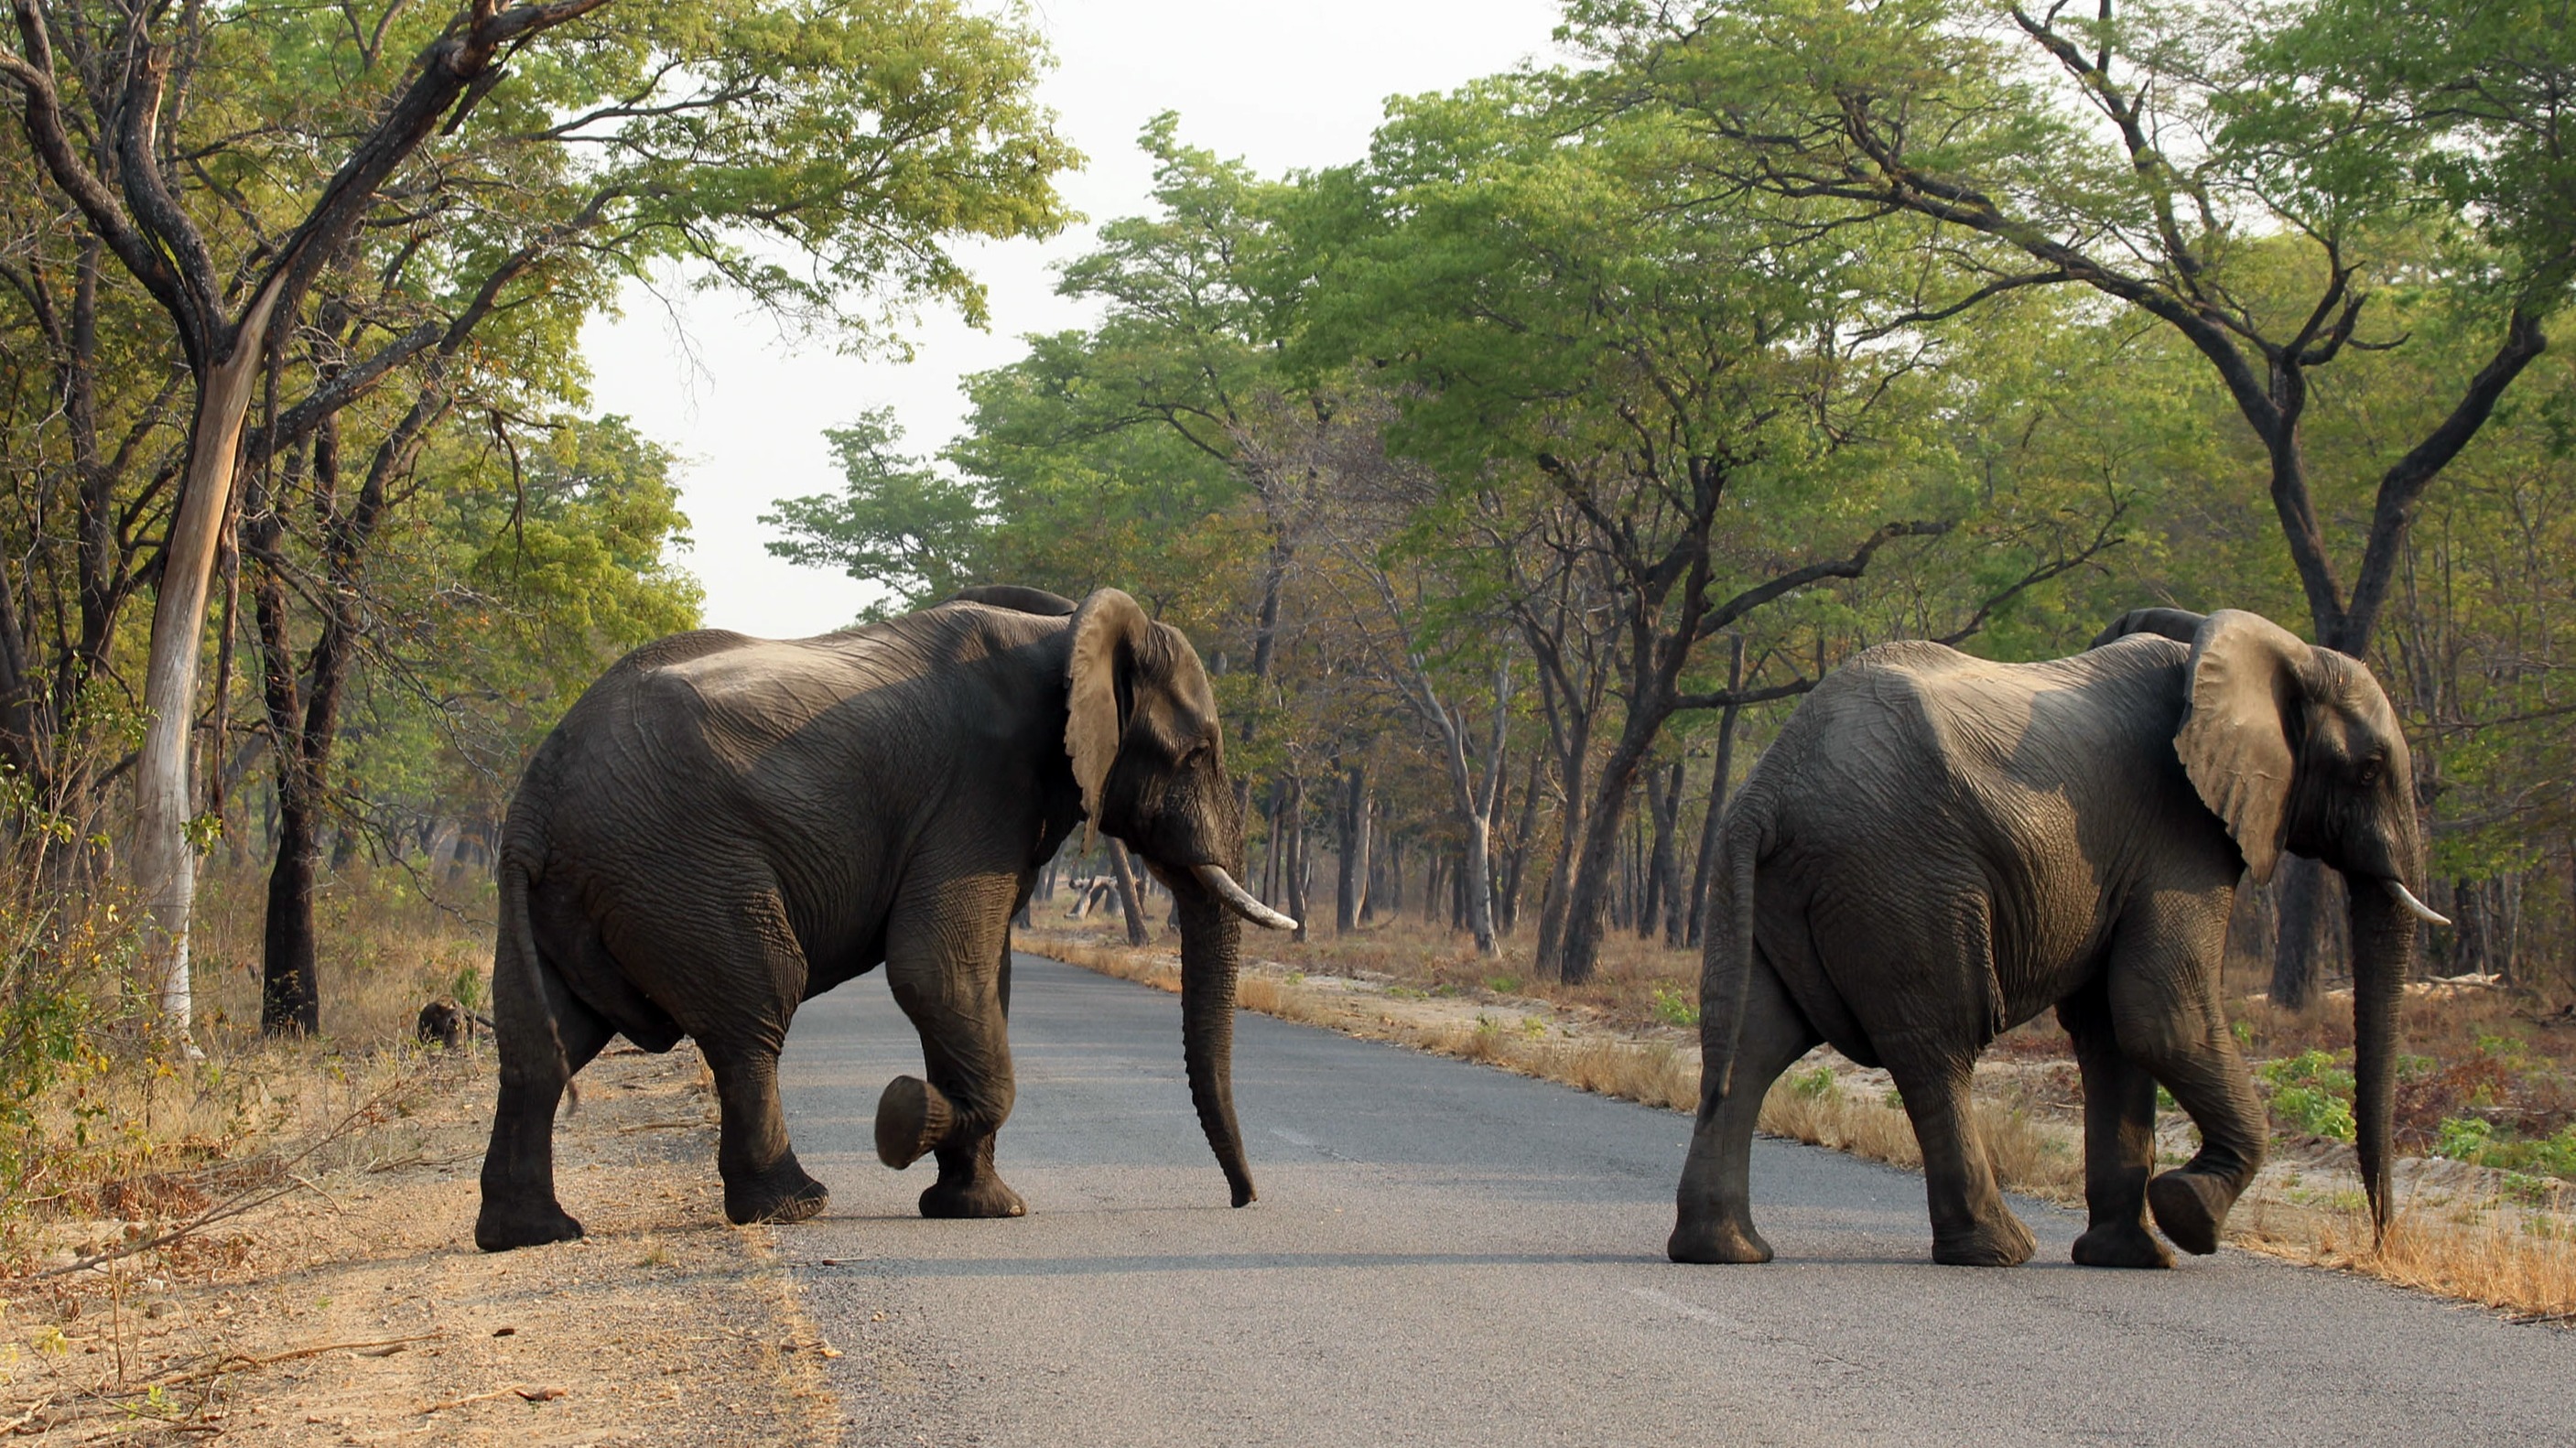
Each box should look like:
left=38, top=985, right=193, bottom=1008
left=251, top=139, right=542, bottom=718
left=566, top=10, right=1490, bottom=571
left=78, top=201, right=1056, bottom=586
left=764, top=409, right=988, bottom=616
left=1574, top=0, right=2576, bottom=1003
left=3, top=0, right=1076, bottom=1035
left=1292, top=79, right=2113, bottom=981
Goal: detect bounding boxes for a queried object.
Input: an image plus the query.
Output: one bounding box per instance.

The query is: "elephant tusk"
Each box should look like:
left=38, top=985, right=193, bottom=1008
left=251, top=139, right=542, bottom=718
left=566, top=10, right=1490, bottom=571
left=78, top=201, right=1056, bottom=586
left=2384, top=879, right=2452, bottom=928
left=1193, top=864, right=1299, bottom=932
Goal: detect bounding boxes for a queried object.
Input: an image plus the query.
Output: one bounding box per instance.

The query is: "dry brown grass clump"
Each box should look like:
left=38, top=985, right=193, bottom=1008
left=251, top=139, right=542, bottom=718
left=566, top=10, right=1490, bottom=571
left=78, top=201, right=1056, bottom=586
left=2238, top=1194, right=2576, bottom=1322
left=1753, top=1067, right=2084, bottom=1206
left=2, top=862, right=493, bottom=1269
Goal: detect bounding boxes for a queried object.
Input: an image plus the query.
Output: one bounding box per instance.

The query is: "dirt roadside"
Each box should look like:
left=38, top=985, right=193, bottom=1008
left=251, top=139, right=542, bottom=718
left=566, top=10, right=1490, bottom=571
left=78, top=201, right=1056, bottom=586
left=3, top=1044, right=846, bottom=1445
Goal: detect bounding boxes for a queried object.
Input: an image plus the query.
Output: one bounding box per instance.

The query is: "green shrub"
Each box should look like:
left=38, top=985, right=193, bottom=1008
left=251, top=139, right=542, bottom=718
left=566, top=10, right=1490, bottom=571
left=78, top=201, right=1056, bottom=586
left=1650, top=985, right=1701, bottom=1028
left=1791, top=1064, right=1840, bottom=1101
left=2258, top=1048, right=2356, bottom=1140
left=2436, top=1116, right=2495, bottom=1161
left=2270, top=1085, right=2355, bottom=1140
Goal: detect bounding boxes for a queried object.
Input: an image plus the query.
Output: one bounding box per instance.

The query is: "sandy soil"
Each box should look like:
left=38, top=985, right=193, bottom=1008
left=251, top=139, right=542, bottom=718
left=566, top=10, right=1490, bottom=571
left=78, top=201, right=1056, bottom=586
left=2, top=1043, right=845, bottom=1445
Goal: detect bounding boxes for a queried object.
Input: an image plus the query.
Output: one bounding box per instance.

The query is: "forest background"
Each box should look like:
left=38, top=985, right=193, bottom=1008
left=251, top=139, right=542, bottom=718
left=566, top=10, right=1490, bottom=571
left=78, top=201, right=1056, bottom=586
left=5, top=0, right=2575, bottom=1222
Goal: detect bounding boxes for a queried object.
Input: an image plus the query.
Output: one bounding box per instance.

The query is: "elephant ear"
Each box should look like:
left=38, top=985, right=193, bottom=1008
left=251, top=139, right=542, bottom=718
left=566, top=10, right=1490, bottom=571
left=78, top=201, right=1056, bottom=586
left=2175, top=610, right=2313, bottom=885
left=1066, top=589, right=1151, bottom=844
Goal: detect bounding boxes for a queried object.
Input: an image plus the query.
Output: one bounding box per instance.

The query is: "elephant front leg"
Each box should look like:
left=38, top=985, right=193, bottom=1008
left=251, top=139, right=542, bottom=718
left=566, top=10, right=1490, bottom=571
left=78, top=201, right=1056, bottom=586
left=2106, top=911, right=2264, bottom=1257
left=882, top=923, right=1026, bottom=1219
left=1889, top=1052, right=2036, bottom=1268
left=709, top=1044, right=830, bottom=1226
left=2058, top=981, right=2171, bottom=1269
left=1670, top=959, right=1819, bottom=1264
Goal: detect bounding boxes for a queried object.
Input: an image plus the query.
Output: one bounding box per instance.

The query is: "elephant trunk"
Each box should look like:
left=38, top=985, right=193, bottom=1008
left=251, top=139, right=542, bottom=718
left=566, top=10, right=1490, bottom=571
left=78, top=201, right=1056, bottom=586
left=1176, top=882, right=1257, bottom=1207
left=2347, top=876, right=2419, bottom=1242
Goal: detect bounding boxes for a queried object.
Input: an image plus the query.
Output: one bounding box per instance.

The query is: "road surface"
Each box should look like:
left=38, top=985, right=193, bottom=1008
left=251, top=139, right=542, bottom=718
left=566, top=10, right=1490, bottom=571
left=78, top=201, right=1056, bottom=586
left=776, top=955, right=2573, bottom=1447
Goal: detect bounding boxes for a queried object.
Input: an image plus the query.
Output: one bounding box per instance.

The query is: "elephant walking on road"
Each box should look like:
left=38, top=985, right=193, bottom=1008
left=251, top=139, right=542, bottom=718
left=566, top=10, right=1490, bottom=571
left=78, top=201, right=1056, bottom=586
left=475, top=586, right=1293, bottom=1251
left=1670, top=608, right=2444, bottom=1269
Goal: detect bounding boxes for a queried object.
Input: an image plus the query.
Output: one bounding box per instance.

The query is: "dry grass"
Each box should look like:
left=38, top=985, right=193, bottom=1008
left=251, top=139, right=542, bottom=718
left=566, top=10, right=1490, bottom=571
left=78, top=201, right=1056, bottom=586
left=2, top=862, right=491, bottom=1267
left=1753, top=1067, right=2084, bottom=1205
left=2238, top=1192, right=2576, bottom=1322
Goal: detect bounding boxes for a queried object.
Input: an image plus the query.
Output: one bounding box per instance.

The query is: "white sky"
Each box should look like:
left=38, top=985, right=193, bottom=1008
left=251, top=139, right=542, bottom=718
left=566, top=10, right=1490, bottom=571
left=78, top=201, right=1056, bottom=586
left=579, top=0, right=1568, bottom=638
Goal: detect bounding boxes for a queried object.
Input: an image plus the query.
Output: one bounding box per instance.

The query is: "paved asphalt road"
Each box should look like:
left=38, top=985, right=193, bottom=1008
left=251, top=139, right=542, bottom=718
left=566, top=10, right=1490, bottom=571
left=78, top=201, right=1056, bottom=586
left=775, top=955, right=2574, bottom=1447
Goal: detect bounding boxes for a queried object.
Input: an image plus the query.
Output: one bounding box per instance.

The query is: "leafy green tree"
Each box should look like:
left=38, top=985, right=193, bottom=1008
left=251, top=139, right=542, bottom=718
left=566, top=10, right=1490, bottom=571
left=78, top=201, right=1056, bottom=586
left=763, top=409, right=987, bottom=617
left=1288, top=78, right=2110, bottom=982
left=1568, top=0, right=2576, bottom=1003
left=2, top=0, right=1077, bottom=1035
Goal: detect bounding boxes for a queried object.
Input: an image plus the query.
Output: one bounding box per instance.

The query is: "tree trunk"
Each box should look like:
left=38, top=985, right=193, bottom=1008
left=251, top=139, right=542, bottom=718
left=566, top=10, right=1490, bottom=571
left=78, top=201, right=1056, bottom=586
left=1687, top=639, right=1748, bottom=949
left=1283, top=774, right=1310, bottom=945
left=1109, top=837, right=1150, bottom=947
left=1646, top=759, right=1683, bottom=945
left=1337, top=760, right=1370, bottom=934
left=1558, top=703, right=1669, bottom=985
left=134, top=278, right=285, bottom=1037
left=1499, top=753, right=1542, bottom=937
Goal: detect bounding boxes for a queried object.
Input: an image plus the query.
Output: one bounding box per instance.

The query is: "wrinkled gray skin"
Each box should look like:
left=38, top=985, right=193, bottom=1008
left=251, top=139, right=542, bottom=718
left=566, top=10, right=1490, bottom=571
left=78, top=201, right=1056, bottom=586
left=475, top=586, right=1287, bottom=1251
left=1671, top=608, right=2436, bottom=1269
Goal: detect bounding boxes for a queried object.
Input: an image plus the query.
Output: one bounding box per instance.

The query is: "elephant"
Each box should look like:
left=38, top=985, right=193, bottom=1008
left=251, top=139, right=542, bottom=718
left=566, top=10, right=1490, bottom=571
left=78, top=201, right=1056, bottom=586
left=473, top=585, right=1295, bottom=1252
left=1668, top=607, right=2446, bottom=1269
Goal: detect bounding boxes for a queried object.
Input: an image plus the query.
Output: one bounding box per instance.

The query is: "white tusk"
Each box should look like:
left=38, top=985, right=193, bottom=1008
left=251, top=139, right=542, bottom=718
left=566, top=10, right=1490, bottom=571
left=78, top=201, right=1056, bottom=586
left=1193, top=864, right=1299, bottom=932
left=2384, top=879, right=2452, bottom=928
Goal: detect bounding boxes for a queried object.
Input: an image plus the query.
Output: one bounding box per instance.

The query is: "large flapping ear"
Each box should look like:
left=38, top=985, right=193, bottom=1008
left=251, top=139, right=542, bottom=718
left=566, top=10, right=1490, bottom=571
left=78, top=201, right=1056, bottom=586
left=1066, top=589, right=1151, bottom=844
left=2175, top=610, right=2312, bottom=885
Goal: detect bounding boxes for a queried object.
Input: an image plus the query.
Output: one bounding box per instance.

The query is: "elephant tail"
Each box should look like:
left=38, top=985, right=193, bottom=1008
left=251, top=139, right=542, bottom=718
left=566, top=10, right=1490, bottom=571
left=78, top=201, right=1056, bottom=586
left=1698, top=810, right=1764, bottom=1103
left=492, top=838, right=580, bottom=1115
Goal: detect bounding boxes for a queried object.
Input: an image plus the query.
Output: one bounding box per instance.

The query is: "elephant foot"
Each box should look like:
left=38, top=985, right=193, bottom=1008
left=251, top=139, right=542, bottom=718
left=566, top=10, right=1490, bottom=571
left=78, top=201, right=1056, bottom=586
left=474, top=1194, right=584, bottom=1253
left=1667, top=1216, right=1774, bottom=1264
left=2147, top=1170, right=2233, bottom=1256
left=724, top=1161, right=830, bottom=1226
left=2072, top=1219, right=2175, bottom=1270
left=874, top=1076, right=954, bottom=1171
left=920, top=1172, right=1027, bottom=1219
left=1932, top=1211, right=2037, bottom=1268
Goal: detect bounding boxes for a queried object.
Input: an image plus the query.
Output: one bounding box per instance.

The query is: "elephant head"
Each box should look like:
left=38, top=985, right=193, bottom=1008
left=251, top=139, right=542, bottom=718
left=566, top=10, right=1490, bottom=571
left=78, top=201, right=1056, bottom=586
left=2145, top=608, right=2443, bottom=1233
left=1064, top=588, right=1293, bottom=1207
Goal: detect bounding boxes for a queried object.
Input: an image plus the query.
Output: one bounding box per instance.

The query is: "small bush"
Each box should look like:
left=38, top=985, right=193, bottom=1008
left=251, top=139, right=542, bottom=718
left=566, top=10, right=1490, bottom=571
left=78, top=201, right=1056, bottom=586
left=2260, top=1048, right=2357, bottom=1140
left=1650, top=985, right=1700, bottom=1028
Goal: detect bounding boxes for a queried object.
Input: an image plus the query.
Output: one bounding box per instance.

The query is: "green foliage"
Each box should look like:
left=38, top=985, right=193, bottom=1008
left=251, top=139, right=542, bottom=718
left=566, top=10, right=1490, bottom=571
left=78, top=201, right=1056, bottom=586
left=2259, top=1049, right=2359, bottom=1140
left=1791, top=1064, right=1841, bottom=1102
left=1651, top=985, right=1701, bottom=1028
left=2434, top=1116, right=2576, bottom=1183
left=762, top=409, right=988, bottom=614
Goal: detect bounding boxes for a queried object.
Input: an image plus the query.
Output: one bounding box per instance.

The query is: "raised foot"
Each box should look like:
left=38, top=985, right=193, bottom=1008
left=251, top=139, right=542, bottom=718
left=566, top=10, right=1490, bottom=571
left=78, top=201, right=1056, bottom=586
left=474, top=1196, right=584, bottom=1253
left=875, top=1075, right=953, bottom=1171
left=2072, top=1219, right=2175, bottom=1270
left=1667, top=1216, right=1775, bottom=1265
left=1932, top=1211, right=2038, bottom=1268
left=2147, top=1170, right=2232, bottom=1256
left=725, top=1162, right=830, bottom=1226
left=919, top=1172, right=1028, bottom=1219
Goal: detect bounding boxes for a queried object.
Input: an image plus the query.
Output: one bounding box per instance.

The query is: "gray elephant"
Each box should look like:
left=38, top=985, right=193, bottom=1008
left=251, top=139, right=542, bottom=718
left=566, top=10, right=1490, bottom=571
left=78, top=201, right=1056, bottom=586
left=474, top=586, right=1294, bottom=1252
left=1669, top=607, right=2445, bottom=1269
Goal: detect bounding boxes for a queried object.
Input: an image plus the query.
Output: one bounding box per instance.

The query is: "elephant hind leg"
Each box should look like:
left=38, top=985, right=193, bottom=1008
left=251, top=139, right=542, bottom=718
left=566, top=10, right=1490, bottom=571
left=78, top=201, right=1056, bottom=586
left=2058, top=978, right=2171, bottom=1269
left=1670, top=956, right=1819, bottom=1264
left=709, top=1044, right=829, bottom=1226
left=476, top=931, right=614, bottom=1252
left=1887, top=1050, right=2036, bottom=1268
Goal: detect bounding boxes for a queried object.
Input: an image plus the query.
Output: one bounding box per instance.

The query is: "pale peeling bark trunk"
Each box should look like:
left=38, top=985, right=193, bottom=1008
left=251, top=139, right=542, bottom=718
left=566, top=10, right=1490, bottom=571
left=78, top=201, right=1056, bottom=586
left=135, top=278, right=282, bottom=1036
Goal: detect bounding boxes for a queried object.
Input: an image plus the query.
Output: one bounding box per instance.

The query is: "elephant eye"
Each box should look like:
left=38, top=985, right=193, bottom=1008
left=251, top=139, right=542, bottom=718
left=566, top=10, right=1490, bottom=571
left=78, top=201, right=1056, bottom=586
left=2357, top=758, right=2384, bottom=784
